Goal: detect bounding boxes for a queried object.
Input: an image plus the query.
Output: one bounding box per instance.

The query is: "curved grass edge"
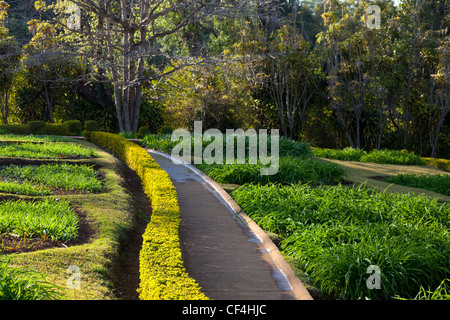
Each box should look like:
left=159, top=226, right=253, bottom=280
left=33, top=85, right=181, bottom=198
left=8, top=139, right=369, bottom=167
left=87, top=132, right=208, bottom=300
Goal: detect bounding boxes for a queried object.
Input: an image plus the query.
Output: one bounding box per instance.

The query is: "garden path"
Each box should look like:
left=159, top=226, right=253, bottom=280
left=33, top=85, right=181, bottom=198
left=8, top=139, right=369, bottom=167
left=146, top=149, right=312, bottom=300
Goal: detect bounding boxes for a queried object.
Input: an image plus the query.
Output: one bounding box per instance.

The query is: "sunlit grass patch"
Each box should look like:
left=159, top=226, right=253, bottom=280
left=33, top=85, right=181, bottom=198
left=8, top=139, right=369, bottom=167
left=0, top=198, right=79, bottom=241
left=0, top=142, right=95, bottom=159
left=232, top=183, right=450, bottom=299
left=0, top=163, right=103, bottom=193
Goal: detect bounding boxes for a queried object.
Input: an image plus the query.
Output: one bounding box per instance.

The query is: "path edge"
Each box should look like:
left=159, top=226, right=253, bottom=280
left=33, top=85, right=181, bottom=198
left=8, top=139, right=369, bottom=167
left=145, top=148, right=313, bottom=301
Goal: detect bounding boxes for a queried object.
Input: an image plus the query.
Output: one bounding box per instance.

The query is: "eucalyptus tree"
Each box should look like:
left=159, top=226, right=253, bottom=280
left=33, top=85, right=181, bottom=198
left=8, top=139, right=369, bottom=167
left=34, top=0, right=225, bottom=133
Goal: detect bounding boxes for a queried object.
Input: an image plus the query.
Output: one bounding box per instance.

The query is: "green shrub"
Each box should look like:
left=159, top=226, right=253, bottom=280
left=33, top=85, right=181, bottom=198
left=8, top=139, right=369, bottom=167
left=158, top=125, right=173, bottom=135
left=87, top=132, right=208, bottom=300
left=44, top=124, right=66, bottom=136
left=84, top=120, right=99, bottom=132
left=27, top=121, right=46, bottom=134
left=0, top=124, right=30, bottom=135
left=64, top=120, right=82, bottom=136
left=360, top=149, right=425, bottom=165
left=232, top=183, right=450, bottom=299
left=136, top=126, right=150, bottom=139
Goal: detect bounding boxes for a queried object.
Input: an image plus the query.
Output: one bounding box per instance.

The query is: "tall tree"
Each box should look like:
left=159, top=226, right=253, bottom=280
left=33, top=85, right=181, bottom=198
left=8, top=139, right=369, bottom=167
left=0, top=1, right=20, bottom=124
left=37, top=0, right=215, bottom=132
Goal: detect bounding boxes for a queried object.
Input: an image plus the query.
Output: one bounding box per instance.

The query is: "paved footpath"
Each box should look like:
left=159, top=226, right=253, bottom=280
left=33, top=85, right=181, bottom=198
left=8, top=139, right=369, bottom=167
left=147, top=150, right=312, bottom=300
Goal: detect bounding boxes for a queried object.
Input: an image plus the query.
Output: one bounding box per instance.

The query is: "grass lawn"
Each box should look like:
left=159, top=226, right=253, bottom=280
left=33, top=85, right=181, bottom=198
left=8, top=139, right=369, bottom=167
left=0, top=139, right=145, bottom=300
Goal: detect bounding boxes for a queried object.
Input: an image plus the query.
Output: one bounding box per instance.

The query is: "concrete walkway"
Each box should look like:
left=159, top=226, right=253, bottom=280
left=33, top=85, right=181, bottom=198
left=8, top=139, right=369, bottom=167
left=147, top=150, right=312, bottom=300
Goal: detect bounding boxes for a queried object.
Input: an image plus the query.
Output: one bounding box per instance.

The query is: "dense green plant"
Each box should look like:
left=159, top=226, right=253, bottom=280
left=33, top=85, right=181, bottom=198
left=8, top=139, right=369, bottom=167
left=232, top=184, right=449, bottom=299
left=63, top=120, right=82, bottom=136
left=196, top=157, right=345, bottom=185
left=0, top=134, right=75, bottom=142
left=84, top=120, right=99, bottom=132
left=27, top=121, right=46, bottom=134
left=312, top=147, right=366, bottom=161
left=136, top=126, right=150, bottom=139
left=0, top=198, right=79, bottom=241
left=384, top=174, right=450, bottom=196
left=360, top=149, right=426, bottom=165
left=0, top=142, right=95, bottom=159
left=0, top=259, right=63, bottom=300
left=0, top=180, right=52, bottom=196
left=0, top=163, right=103, bottom=193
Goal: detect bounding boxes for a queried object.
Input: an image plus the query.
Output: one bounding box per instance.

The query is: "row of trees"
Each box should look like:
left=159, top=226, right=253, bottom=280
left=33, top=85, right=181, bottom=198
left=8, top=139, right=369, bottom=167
left=0, top=0, right=449, bottom=157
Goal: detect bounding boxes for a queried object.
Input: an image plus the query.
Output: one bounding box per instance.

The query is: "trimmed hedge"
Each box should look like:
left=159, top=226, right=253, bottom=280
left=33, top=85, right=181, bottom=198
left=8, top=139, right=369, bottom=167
left=87, top=132, right=208, bottom=300
left=0, top=122, right=79, bottom=136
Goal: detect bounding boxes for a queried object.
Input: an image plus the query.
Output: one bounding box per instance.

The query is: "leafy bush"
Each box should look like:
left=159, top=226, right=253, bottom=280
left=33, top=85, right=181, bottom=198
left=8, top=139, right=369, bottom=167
left=158, top=125, right=173, bottom=134
left=64, top=120, right=82, bottom=136
left=84, top=120, right=99, bottom=132
left=0, top=260, right=63, bottom=300
left=27, top=121, right=46, bottom=134
left=0, top=198, right=79, bottom=241
left=360, top=149, right=425, bottom=165
left=0, top=124, right=30, bottom=135
left=232, top=183, right=450, bottom=299
left=385, top=174, right=450, bottom=196
left=136, top=126, right=150, bottom=139
left=87, top=132, right=208, bottom=300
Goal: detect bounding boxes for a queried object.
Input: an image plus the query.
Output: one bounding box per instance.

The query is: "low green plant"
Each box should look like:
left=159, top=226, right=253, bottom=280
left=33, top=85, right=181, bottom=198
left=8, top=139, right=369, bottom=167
left=0, top=259, right=63, bottom=300
left=384, top=174, right=450, bottom=196
left=0, top=180, right=52, bottom=196
left=196, top=157, right=345, bottom=185
left=0, top=198, right=79, bottom=241
left=0, top=142, right=95, bottom=159
left=0, top=134, right=76, bottom=142
left=0, top=163, right=103, bottom=193
left=136, top=126, right=150, bottom=139
left=360, top=149, right=425, bottom=165
left=232, top=183, right=450, bottom=299
left=312, top=147, right=365, bottom=161
left=118, top=131, right=136, bottom=139
left=64, top=120, right=82, bottom=136
left=84, top=120, right=99, bottom=132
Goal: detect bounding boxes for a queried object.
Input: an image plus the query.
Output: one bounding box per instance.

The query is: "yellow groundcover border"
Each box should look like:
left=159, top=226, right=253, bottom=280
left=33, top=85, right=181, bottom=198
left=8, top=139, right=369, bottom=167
left=87, top=132, right=208, bottom=300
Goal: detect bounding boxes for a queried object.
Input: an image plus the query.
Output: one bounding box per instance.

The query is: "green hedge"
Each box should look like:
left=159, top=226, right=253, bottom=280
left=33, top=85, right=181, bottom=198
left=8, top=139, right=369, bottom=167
left=0, top=121, right=82, bottom=136
left=87, top=132, right=208, bottom=300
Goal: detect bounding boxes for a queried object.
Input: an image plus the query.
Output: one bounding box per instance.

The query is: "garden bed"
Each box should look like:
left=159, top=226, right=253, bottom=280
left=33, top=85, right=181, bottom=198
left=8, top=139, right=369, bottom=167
left=0, top=137, right=144, bottom=300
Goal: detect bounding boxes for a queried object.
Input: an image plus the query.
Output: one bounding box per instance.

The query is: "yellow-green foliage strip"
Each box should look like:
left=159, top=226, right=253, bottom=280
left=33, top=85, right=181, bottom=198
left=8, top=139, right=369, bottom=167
left=87, top=132, right=208, bottom=300
left=422, top=157, right=450, bottom=172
